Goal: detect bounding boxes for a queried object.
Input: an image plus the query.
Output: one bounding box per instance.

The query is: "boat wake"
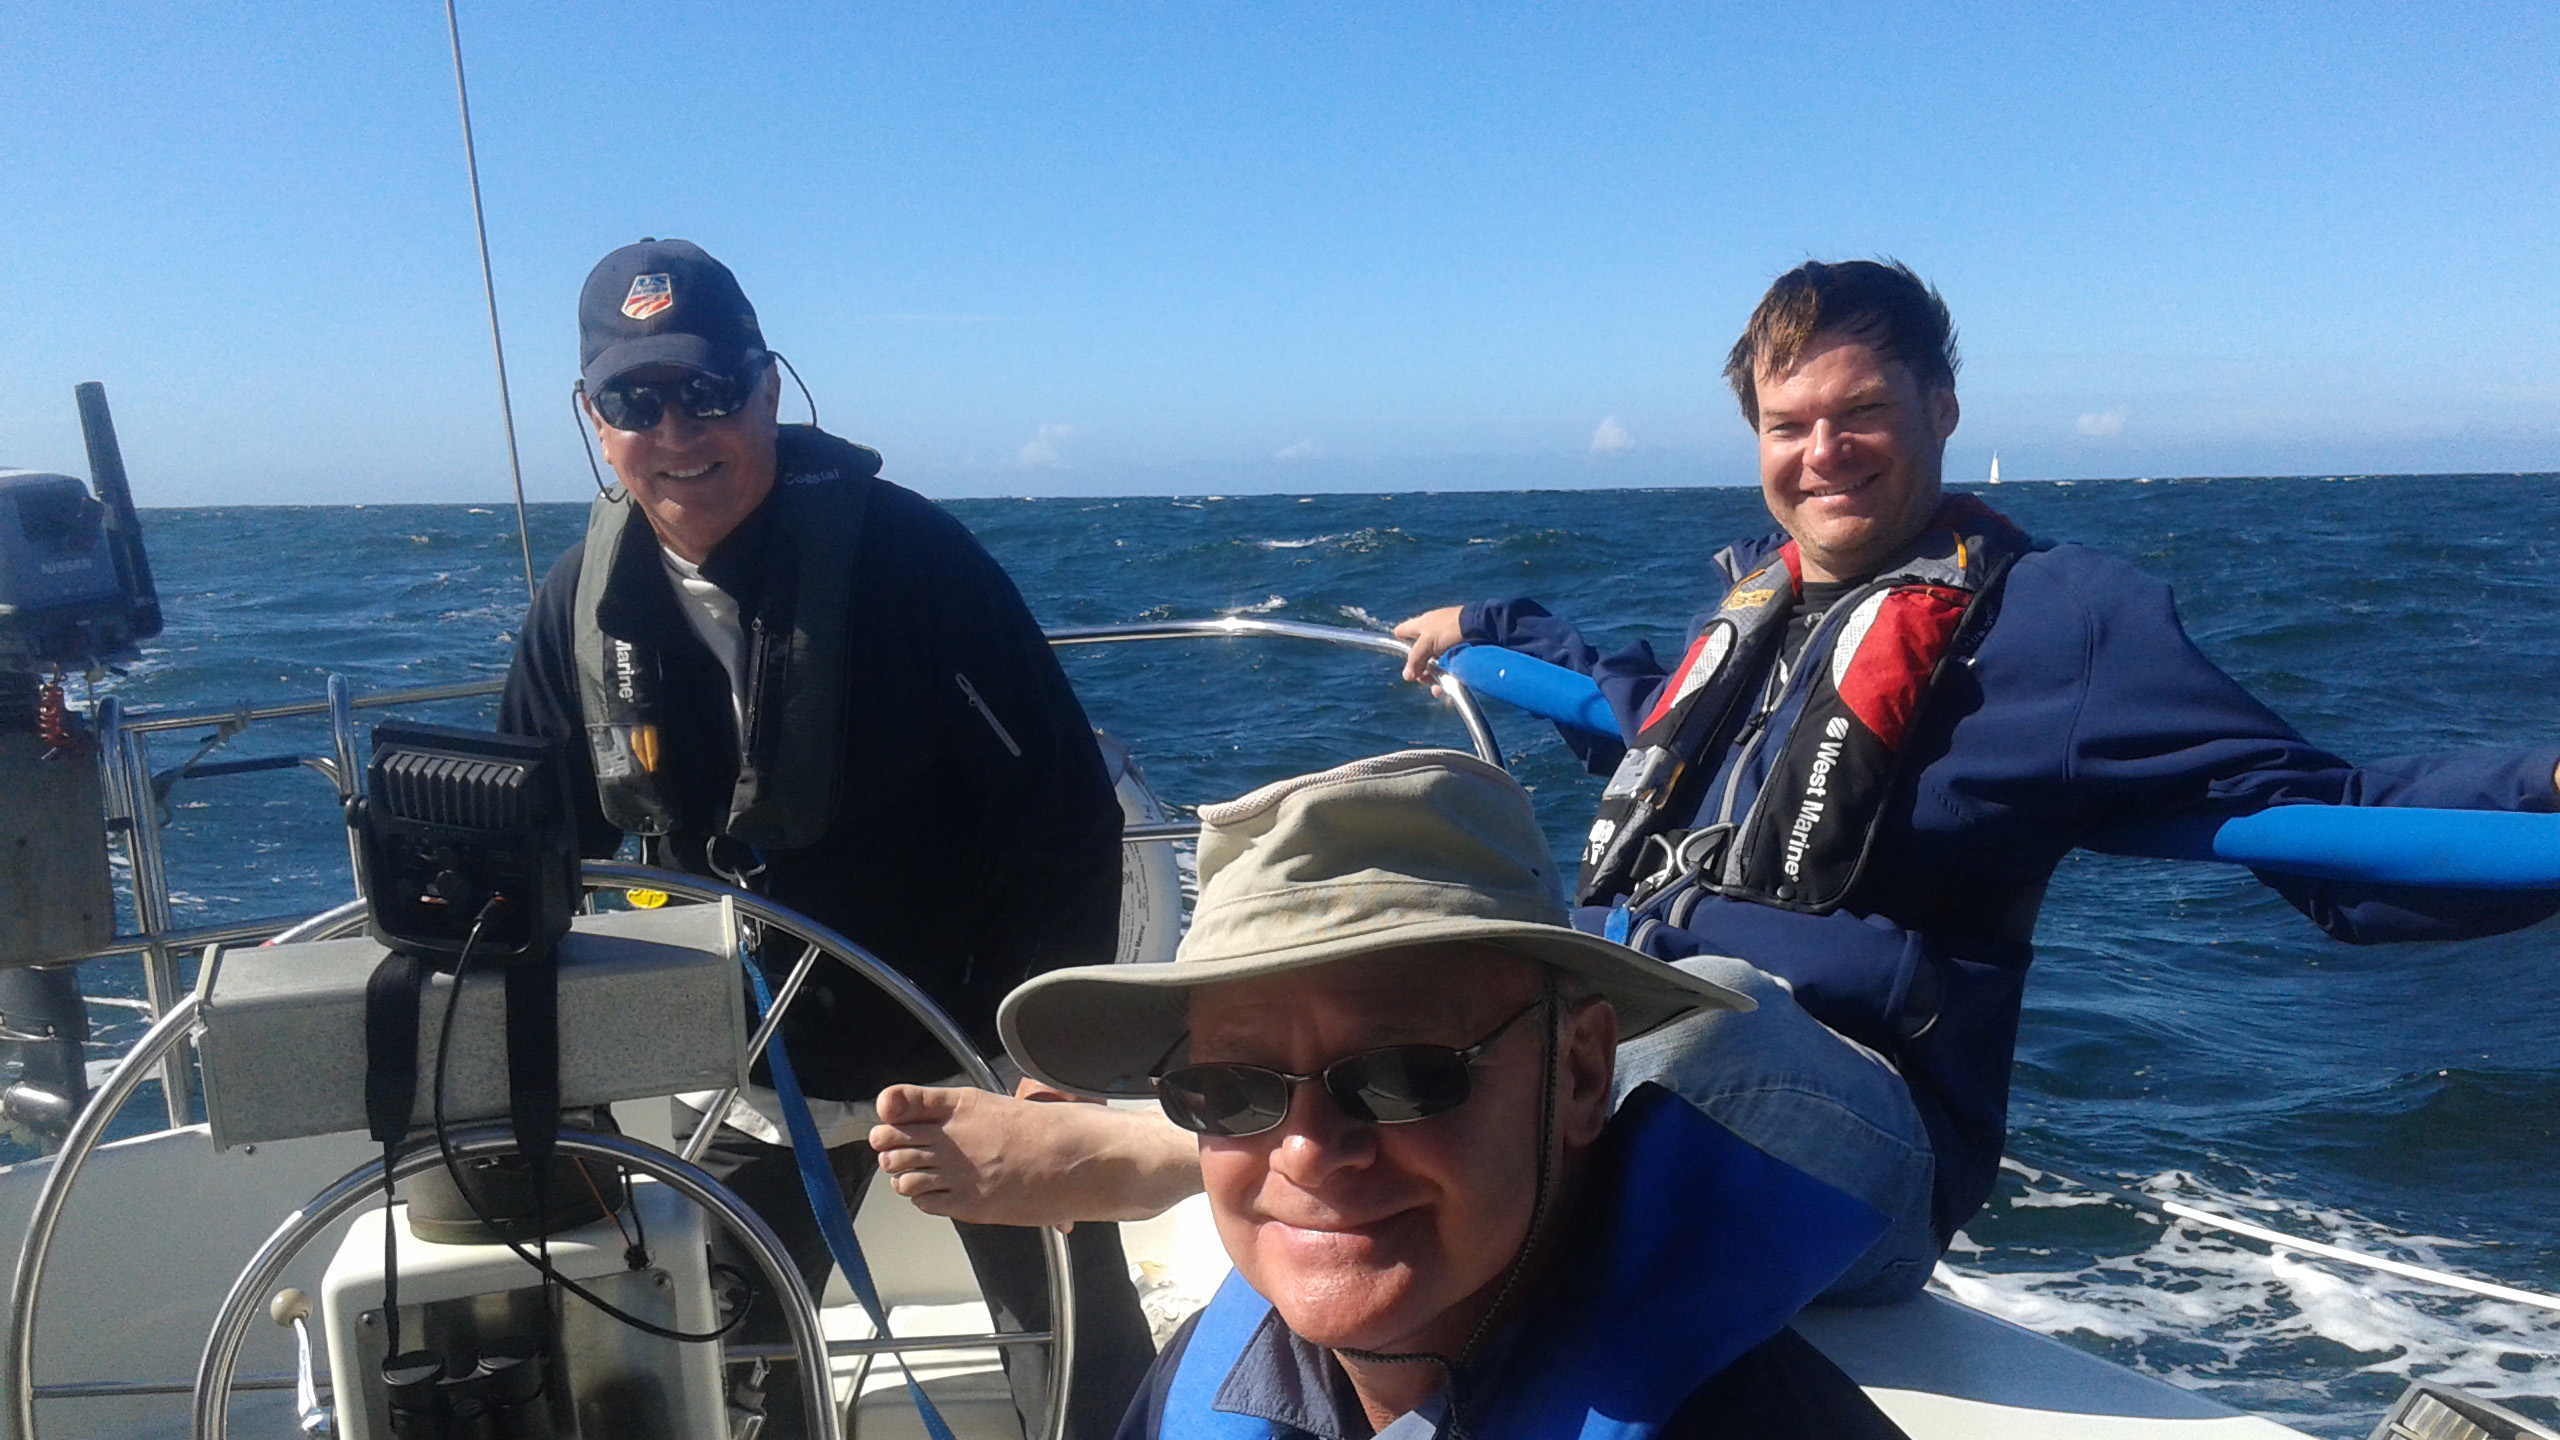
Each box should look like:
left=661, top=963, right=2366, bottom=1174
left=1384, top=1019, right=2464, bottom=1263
left=1938, top=1161, right=2560, bottom=1437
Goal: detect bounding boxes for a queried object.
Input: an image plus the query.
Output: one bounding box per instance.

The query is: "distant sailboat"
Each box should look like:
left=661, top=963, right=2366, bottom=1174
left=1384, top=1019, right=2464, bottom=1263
left=1987, top=452, right=2003, bottom=485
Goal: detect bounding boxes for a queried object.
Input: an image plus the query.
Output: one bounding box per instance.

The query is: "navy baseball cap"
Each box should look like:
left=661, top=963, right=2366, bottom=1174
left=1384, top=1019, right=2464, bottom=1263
left=578, top=239, right=769, bottom=392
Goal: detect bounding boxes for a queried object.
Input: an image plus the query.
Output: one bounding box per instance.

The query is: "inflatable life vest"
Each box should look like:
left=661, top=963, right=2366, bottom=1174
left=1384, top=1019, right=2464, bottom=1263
left=571, top=427, right=880, bottom=852
left=1156, top=1086, right=1885, bottom=1439
left=1578, top=495, right=2031, bottom=915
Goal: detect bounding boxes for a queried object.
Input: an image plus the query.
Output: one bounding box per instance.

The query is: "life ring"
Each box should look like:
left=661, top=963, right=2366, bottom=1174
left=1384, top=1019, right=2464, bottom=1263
left=1099, top=731, right=1185, bottom=966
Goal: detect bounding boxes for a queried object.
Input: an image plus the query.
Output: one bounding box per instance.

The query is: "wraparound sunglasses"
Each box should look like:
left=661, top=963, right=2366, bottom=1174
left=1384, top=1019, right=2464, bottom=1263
left=1153, top=998, right=1544, bottom=1138
left=589, top=364, right=767, bottom=432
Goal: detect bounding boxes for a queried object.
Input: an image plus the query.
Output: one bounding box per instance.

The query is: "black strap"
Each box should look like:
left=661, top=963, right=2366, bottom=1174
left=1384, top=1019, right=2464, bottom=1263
left=363, top=949, right=428, bottom=1356
left=364, top=942, right=565, bottom=1354
left=503, top=956, right=562, bottom=1173
left=363, top=950, right=427, bottom=1146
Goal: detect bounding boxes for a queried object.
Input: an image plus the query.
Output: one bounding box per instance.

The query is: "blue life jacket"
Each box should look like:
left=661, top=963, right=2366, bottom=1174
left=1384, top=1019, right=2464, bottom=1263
left=1158, top=1086, right=1886, bottom=1439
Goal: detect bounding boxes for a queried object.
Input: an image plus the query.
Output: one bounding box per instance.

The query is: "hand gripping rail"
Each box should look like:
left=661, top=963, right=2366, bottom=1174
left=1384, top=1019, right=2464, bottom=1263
left=1434, top=642, right=2560, bottom=890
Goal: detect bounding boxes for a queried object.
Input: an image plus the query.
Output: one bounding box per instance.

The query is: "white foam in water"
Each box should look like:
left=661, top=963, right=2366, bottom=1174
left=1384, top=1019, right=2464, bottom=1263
left=1216, top=594, right=1288, bottom=616
left=1936, top=1165, right=2560, bottom=1432
left=1255, top=526, right=1404, bottom=553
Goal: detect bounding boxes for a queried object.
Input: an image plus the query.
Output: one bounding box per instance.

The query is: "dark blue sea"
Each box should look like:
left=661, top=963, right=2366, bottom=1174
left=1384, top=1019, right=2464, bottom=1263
left=68, top=476, right=2560, bottom=1434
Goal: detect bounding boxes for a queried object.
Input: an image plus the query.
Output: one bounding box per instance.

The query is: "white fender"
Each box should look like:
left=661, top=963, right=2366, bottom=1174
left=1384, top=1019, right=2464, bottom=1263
left=1100, top=731, right=1185, bottom=966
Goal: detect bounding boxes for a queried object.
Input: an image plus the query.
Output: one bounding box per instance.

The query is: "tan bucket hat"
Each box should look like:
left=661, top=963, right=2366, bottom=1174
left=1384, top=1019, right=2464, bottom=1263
left=999, top=748, right=1752, bottom=1097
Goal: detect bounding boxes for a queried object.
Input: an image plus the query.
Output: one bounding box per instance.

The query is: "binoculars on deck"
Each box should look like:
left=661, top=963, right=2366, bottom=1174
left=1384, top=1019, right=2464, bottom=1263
left=380, top=1338, right=557, bottom=1440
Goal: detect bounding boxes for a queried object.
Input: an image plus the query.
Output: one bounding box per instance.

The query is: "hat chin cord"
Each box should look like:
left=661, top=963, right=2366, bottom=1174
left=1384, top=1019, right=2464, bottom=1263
left=772, top=351, right=818, bottom=427
left=1335, top=972, right=1564, bottom=1439
left=570, top=383, right=621, bottom=500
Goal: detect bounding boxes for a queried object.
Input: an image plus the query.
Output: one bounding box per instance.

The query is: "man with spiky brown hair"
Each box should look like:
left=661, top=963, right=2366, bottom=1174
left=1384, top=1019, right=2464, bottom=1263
left=1397, top=259, right=2560, bottom=1302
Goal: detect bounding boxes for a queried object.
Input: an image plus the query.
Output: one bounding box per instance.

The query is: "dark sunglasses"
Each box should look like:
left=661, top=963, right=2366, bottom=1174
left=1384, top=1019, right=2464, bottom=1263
left=589, top=365, right=766, bottom=432
left=1154, top=998, right=1544, bottom=1138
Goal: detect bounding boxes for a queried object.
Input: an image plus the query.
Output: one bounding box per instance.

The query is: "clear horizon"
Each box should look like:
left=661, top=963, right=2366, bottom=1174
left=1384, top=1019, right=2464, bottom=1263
left=3, top=4, right=2552, bottom=505
left=78, top=469, right=2556, bottom=513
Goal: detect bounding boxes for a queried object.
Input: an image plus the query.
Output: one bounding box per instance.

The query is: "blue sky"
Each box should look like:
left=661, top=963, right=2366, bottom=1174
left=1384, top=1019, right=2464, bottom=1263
left=1, top=3, right=2552, bottom=504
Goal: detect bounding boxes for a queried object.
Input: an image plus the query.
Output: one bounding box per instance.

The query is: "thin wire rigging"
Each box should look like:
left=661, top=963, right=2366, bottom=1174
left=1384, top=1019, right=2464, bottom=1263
left=444, top=0, right=540, bottom=603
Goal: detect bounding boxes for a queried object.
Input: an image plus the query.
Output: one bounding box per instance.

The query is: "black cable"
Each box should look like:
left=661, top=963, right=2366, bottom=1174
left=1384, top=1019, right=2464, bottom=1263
left=570, top=383, right=615, bottom=498
left=431, top=910, right=752, bottom=1344
left=772, top=352, right=817, bottom=427
left=380, top=1126, right=402, bottom=1356
left=625, top=1160, right=653, bottom=1270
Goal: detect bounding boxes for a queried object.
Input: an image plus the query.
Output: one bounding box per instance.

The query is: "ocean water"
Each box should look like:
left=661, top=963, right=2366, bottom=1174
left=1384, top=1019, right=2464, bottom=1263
left=52, top=475, right=2560, bottom=1435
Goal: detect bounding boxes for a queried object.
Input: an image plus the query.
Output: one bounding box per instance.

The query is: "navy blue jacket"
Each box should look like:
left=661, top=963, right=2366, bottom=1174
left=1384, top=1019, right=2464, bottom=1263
left=1464, top=537, right=2560, bottom=1242
left=500, top=428, right=1123, bottom=1101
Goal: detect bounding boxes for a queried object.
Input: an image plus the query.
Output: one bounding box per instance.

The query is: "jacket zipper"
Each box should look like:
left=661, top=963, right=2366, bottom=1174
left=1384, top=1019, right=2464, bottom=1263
left=739, top=614, right=769, bottom=774
left=955, top=672, right=1023, bottom=757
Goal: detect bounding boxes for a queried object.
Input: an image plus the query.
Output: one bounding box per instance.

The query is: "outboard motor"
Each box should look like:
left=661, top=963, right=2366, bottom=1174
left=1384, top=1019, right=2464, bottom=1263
left=0, top=382, right=162, bottom=1148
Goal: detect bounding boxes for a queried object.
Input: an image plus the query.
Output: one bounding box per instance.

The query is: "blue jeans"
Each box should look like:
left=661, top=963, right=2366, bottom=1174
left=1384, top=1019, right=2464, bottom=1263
left=1612, top=954, right=1939, bottom=1305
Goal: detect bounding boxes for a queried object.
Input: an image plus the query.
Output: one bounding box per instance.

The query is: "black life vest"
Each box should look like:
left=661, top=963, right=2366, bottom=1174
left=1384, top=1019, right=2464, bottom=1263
left=571, top=429, right=880, bottom=853
left=1579, top=494, right=2031, bottom=916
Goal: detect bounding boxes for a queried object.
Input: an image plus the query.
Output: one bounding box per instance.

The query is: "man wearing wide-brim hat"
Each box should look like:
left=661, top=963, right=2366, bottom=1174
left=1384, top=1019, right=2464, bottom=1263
left=999, top=750, right=1909, bottom=1439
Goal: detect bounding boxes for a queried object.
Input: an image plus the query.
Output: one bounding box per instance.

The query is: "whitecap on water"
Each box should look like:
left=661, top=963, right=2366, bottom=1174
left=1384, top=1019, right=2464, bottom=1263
left=1216, top=595, right=1287, bottom=616
left=1940, top=1165, right=2560, bottom=1431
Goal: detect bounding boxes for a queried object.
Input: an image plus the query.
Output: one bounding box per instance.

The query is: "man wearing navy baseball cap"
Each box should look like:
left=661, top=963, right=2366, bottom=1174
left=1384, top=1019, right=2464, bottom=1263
left=502, top=238, right=1154, bottom=1438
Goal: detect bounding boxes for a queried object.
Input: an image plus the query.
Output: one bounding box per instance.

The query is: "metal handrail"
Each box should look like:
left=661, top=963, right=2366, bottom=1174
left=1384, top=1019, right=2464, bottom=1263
left=70, top=618, right=1491, bottom=1038
left=1046, top=616, right=1503, bottom=768
left=33, top=1326, right=1060, bottom=1405
left=101, top=617, right=1478, bottom=744
left=109, top=678, right=505, bottom=736
left=42, top=916, right=321, bottom=968
left=5, top=996, right=202, bottom=1439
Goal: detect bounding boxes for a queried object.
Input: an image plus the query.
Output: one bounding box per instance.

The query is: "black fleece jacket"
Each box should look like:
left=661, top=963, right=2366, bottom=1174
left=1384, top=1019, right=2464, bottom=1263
left=499, top=426, right=1122, bottom=1100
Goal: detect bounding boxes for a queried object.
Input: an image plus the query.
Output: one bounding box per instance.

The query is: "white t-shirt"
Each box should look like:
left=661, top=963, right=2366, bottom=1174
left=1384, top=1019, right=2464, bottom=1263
left=659, top=546, right=748, bottom=738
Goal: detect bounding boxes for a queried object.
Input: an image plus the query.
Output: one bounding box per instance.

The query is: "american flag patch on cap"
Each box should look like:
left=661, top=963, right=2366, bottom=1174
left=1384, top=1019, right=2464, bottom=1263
left=621, top=272, right=672, bottom=320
